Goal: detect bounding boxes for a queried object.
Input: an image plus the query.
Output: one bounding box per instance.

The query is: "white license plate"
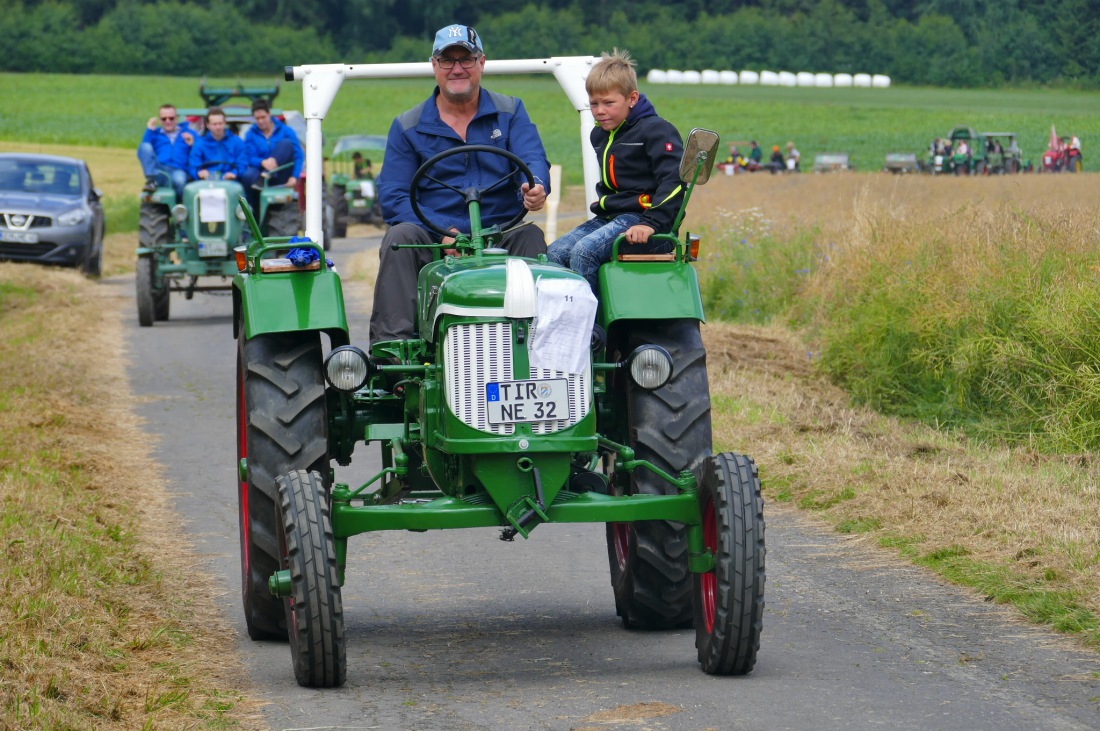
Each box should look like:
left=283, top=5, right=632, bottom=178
left=1, top=230, right=39, bottom=244
left=198, top=240, right=228, bottom=257
left=351, top=199, right=367, bottom=208
left=486, top=378, right=568, bottom=425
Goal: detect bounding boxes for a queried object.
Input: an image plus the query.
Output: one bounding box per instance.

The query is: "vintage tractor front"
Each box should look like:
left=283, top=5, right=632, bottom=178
left=234, top=126, right=765, bottom=688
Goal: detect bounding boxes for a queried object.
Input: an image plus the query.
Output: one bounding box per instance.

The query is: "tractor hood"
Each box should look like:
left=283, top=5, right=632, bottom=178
left=417, top=253, right=586, bottom=342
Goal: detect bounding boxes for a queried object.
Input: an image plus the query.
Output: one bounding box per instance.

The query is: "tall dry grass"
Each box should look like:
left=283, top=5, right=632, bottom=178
left=692, top=172, right=1100, bottom=450
left=690, top=172, right=1100, bottom=644
left=0, top=265, right=263, bottom=729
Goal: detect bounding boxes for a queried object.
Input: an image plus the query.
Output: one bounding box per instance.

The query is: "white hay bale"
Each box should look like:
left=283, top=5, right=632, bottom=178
left=760, top=70, right=779, bottom=85
left=739, top=70, right=760, bottom=84
left=701, top=69, right=720, bottom=84
left=872, top=74, right=891, bottom=88
left=682, top=70, right=702, bottom=84
left=853, top=73, right=872, bottom=87
left=814, top=72, right=834, bottom=87
left=796, top=71, right=816, bottom=86
left=778, top=71, right=797, bottom=86
left=719, top=70, right=738, bottom=84
left=666, top=69, right=685, bottom=83
left=647, top=69, right=668, bottom=83
left=834, top=73, right=853, bottom=87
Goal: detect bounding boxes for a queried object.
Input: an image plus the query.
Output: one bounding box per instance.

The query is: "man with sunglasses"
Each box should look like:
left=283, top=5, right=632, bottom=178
left=371, top=24, right=550, bottom=344
left=137, top=103, right=195, bottom=197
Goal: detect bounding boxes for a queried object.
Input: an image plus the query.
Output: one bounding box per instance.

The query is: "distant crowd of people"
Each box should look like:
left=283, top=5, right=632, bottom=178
left=723, top=139, right=800, bottom=174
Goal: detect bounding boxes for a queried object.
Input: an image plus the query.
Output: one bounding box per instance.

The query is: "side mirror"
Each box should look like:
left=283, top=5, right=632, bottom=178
left=679, top=128, right=720, bottom=185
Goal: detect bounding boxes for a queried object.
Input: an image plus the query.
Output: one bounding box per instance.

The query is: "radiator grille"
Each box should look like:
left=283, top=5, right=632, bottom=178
left=444, top=322, right=590, bottom=435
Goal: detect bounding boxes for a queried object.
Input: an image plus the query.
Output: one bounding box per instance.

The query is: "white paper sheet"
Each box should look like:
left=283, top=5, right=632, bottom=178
left=198, top=187, right=228, bottom=223
left=529, top=277, right=597, bottom=375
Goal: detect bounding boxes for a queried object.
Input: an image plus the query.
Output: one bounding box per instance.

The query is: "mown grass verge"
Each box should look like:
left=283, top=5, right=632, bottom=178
left=0, top=264, right=261, bottom=729
left=695, top=173, right=1100, bottom=648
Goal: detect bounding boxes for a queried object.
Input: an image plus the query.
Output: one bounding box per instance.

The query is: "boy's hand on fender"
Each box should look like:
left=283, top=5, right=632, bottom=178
left=625, top=224, right=656, bottom=244
left=521, top=182, right=546, bottom=212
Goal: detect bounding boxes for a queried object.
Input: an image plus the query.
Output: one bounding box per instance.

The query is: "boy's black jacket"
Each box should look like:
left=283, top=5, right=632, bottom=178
left=589, top=93, right=685, bottom=234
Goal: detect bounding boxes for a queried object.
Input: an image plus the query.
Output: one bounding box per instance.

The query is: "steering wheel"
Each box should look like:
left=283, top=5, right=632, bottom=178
left=409, top=144, right=535, bottom=240
left=199, top=160, right=234, bottom=181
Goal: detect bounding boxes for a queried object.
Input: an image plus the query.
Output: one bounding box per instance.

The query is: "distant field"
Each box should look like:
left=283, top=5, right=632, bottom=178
left=1, top=72, right=1096, bottom=185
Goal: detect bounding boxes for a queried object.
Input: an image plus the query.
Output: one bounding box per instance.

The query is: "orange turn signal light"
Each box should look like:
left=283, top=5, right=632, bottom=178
left=234, top=246, right=248, bottom=272
left=687, top=233, right=701, bottom=261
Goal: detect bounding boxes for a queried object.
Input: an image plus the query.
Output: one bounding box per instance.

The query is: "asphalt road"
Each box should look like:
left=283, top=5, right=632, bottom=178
left=113, top=235, right=1100, bottom=731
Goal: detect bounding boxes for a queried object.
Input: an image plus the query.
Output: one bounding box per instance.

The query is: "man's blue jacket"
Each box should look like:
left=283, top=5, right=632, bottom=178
left=140, top=123, right=194, bottom=171
left=189, top=131, right=246, bottom=180
left=378, top=88, right=551, bottom=232
left=244, top=118, right=305, bottom=178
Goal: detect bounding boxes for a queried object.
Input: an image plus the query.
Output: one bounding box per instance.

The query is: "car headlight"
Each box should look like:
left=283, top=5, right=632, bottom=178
left=57, top=208, right=89, bottom=226
left=627, top=345, right=673, bottom=390
left=171, top=204, right=188, bottom=223
left=325, top=346, right=370, bottom=392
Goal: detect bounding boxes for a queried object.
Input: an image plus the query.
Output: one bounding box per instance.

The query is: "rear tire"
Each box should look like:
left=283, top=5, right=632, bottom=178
left=277, top=469, right=346, bottom=688
left=694, top=452, right=765, bottom=675
left=237, top=326, right=329, bottom=640
left=265, top=203, right=300, bottom=238
left=138, top=203, right=171, bottom=322
left=331, top=187, right=348, bottom=238
left=606, top=319, right=713, bottom=629
left=136, top=255, right=156, bottom=327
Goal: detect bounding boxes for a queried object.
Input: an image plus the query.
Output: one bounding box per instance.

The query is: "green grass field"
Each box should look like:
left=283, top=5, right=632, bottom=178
left=1, top=72, right=1095, bottom=185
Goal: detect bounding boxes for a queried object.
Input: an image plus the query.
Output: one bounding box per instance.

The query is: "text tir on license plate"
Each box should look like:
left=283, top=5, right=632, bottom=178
left=485, top=378, right=568, bottom=425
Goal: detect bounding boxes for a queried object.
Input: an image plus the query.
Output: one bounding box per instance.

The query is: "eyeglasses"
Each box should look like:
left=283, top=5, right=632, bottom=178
left=160, top=116, right=177, bottom=121
left=435, top=55, right=479, bottom=70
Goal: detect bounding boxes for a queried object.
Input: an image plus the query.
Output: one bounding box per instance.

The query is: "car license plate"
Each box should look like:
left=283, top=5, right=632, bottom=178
left=0, top=230, right=39, bottom=244
left=352, top=199, right=367, bottom=208
left=486, top=378, right=569, bottom=425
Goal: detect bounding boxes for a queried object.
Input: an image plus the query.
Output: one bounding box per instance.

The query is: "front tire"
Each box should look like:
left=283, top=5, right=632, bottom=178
left=277, top=470, right=346, bottom=688
left=237, top=326, right=329, bottom=640
left=694, top=452, right=765, bottom=675
left=136, top=255, right=158, bottom=327
left=606, top=319, right=713, bottom=629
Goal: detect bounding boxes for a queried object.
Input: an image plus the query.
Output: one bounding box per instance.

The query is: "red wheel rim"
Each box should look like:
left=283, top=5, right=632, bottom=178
left=237, top=360, right=251, bottom=576
left=701, top=495, right=717, bottom=633
left=611, top=522, right=630, bottom=571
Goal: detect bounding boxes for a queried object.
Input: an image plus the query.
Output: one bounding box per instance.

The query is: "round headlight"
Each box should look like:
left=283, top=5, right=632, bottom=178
left=171, top=204, right=188, bottom=223
left=325, top=346, right=370, bottom=392
left=628, top=345, right=673, bottom=390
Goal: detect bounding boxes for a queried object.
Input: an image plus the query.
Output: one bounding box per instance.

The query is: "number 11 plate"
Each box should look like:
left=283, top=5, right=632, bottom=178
left=485, top=378, right=568, bottom=425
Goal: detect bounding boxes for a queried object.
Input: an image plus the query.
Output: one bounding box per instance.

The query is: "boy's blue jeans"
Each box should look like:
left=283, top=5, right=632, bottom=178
left=548, top=213, right=646, bottom=293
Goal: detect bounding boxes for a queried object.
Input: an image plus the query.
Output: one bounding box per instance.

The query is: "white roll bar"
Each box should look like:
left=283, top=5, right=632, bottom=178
left=285, top=57, right=598, bottom=243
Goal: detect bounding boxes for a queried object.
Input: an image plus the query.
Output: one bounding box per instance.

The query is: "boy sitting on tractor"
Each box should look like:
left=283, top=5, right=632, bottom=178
left=548, top=49, right=684, bottom=294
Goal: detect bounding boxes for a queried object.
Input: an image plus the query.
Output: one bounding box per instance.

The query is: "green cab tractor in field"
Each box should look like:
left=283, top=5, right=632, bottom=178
left=136, top=84, right=302, bottom=327
left=233, top=60, right=765, bottom=688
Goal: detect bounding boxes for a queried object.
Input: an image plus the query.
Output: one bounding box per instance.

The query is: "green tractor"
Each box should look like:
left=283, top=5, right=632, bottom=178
left=234, top=62, right=765, bottom=688
left=328, top=134, right=387, bottom=237
left=136, top=83, right=302, bottom=327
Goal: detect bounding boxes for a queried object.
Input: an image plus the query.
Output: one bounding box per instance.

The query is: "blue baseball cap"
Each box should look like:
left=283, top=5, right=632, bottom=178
left=432, top=25, right=483, bottom=56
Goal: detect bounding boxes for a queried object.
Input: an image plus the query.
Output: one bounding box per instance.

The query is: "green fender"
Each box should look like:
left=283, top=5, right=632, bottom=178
left=233, top=265, right=349, bottom=344
left=597, top=258, right=705, bottom=326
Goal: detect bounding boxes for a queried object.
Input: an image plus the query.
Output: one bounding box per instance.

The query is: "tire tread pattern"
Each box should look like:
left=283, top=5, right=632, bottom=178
left=695, top=452, right=766, bottom=675
left=278, top=470, right=346, bottom=687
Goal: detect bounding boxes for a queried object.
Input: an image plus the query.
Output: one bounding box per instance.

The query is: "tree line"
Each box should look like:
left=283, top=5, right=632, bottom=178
left=2, top=0, right=1097, bottom=87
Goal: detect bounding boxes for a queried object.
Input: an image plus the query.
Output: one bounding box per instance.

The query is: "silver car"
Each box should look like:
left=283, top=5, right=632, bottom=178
left=0, top=153, right=106, bottom=275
